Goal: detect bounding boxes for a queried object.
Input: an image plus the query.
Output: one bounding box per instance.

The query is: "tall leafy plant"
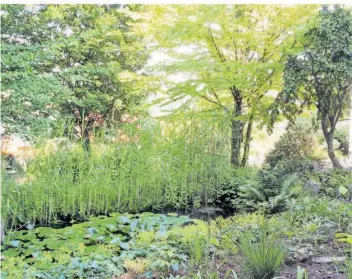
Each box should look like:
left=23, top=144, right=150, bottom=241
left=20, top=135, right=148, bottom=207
left=2, top=114, right=232, bottom=228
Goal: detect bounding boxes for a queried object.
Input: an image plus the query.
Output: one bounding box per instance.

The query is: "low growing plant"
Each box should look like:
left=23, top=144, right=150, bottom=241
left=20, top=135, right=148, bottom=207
left=296, top=266, right=308, bottom=279
left=239, top=230, right=287, bottom=279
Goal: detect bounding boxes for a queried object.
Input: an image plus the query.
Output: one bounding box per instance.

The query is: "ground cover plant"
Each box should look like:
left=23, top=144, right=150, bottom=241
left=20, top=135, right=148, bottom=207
left=1, top=3, right=352, bottom=279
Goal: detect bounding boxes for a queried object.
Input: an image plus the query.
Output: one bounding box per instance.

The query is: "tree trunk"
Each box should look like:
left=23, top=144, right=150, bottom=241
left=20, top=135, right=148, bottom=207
left=231, top=88, right=244, bottom=167
left=241, top=116, right=254, bottom=167
left=322, top=117, right=342, bottom=169
left=83, top=124, right=91, bottom=153
left=349, top=88, right=352, bottom=160
left=0, top=218, right=5, bottom=244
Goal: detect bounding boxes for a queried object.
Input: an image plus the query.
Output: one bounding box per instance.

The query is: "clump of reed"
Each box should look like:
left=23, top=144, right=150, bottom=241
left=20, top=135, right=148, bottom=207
left=2, top=113, right=232, bottom=228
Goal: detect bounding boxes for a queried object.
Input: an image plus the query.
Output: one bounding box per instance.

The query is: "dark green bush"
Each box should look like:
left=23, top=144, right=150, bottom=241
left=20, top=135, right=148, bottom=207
left=216, top=167, right=299, bottom=213
left=215, top=167, right=258, bottom=214
left=264, top=122, right=317, bottom=174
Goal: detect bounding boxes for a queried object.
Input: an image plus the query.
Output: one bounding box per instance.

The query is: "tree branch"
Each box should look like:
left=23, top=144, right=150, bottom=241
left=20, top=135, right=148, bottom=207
left=208, top=29, right=226, bottom=63
left=200, top=94, right=228, bottom=111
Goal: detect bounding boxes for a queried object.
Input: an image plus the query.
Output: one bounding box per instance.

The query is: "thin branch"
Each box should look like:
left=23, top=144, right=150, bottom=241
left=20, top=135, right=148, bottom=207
left=210, top=88, right=226, bottom=108
left=208, top=29, right=226, bottom=63
left=200, top=94, right=226, bottom=110
left=251, top=69, right=275, bottom=96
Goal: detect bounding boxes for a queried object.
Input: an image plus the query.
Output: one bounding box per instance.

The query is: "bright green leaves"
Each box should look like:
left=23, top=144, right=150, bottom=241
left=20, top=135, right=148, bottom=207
left=143, top=5, right=317, bottom=116
left=141, top=5, right=318, bottom=166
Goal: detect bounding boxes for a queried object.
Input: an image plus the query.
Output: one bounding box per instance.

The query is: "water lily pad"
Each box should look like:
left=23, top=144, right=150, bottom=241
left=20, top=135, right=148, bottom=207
left=110, top=237, right=121, bottom=244
left=23, top=246, right=42, bottom=256
left=25, top=258, right=36, bottom=264
left=2, top=248, right=20, bottom=257
left=72, top=223, right=84, bottom=229
left=9, top=240, right=22, bottom=248
left=119, top=242, right=130, bottom=250
left=36, top=227, right=54, bottom=238
left=46, top=240, right=65, bottom=250
left=85, top=245, right=97, bottom=254
left=117, top=216, right=131, bottom=224
left=8, top=230, right=27, bottom=240
left=105, top=223, right=118, bottom=232
left=87, top=227, right=99, bottom=235
left=130, top=219, right=139, bottom=231
left=167, top=213, right=178, bottom=217
left=109, top=213, right=121, bottom=217
left=139, top=212, right=154, bottom=217
left=22, top=232, right=38, bottom=241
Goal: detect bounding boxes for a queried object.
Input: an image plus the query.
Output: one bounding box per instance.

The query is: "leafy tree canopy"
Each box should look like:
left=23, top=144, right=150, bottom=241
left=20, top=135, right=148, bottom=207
left=272, top=5, right=352, bottom=168
left=1, top=4, right=149, bottom=139
left=140, top=4, right=317, bottom=166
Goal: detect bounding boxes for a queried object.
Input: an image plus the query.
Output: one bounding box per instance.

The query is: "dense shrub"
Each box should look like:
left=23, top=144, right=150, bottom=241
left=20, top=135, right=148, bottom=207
left=264, top=122, right=317, bottom=174
left=215, top=123, right=315, bottom=214
left=215, top=167, right=258, bottom=214
left=216, top=167, right=299, bottom=213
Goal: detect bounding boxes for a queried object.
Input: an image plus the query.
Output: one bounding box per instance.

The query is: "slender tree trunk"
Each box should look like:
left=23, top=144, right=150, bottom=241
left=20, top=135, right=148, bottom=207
left=0, top=218, right=4, bottom=244
left=349, top=88, right=352, bottom=160
left=83, top=125, right=91, bottom=153
left=231, top=88, right=244, bottom=167
left=241, top=115, right=254, bottom=167
left=322, top=117, right=342, bottom=169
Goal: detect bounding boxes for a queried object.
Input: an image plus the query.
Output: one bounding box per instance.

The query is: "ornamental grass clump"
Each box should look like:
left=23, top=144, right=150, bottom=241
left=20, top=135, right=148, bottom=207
left=239, top=230, right=287, bottom=279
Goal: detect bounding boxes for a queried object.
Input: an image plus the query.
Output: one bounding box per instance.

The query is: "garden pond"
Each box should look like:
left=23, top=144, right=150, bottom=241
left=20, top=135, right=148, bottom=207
left=1, top=213, right=197, bottom=278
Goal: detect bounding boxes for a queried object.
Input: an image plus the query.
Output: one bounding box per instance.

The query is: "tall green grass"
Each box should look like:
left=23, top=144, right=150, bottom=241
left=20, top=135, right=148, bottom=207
left=239, top=229, right=287, bottom=279
left=2, top=113, right=232, bottom=228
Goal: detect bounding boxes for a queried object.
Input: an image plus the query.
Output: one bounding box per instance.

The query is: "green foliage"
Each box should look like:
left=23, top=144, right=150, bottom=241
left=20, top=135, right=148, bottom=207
left=216, top=166, right=299, bottom=213
left=1, top=5, right=71, bottom=138
left=236, top=173, right=299, bottom=213
left=1, top=4, right=148, bottom=139
left=239, top=229, right=287, bottom=279
left=272, top=5, right=352, bottom=168
left=1, top=213, right=193, bottom=278
left=347, top=258, right=352, bottom=279
left=308, top=169, right=352, bottom=199
left=3, top=195, right=352, bottom=278
left=334, top=126, right=350, bottom=155
left=2, top=115, right=231, bottom=228
left=141, top=5, right=317, bottom=166
left=264, top=122, right=317, bottom=173
left=335, top=233, right=352, bottom=251
left=215, top=167, right=258, bottom=213
left=296, top=266, right=308, bottom=279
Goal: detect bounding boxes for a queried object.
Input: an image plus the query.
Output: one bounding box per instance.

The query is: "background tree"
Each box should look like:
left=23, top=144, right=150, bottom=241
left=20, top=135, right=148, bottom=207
left=1, top=5, right=70, bottom=138
left=44, top=4, right=148, bottom=147
left=272, top=6, right=352, bottom=169
left=1, top=5, right=149, bottom=142
left=141, top=5, right=317, bottom=167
